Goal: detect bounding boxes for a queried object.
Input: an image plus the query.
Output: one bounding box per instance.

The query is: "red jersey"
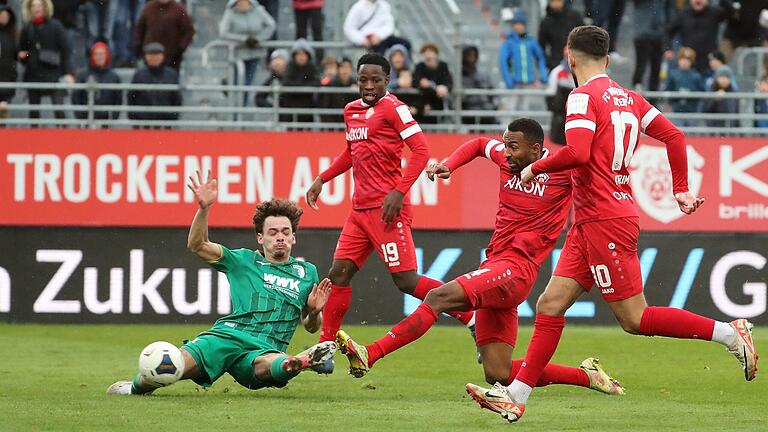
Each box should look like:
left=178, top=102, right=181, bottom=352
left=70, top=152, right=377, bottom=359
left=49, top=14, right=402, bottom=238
left=445, top=137, right=573, bottom=267
left=532, top=74, right=689, bottom=225
left=320, top=93, right=429, bottom=210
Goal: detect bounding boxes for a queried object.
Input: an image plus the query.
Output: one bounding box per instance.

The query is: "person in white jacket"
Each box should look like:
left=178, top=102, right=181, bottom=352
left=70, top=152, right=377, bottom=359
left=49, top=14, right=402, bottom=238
left=343, top=0, right=409, bottom=54
left=219, top=0, right=276, bottom=89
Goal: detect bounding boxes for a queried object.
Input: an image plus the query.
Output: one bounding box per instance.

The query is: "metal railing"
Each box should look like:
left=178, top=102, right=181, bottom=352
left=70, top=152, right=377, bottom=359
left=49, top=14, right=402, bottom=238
left=1, top=81, right=767, bottom=135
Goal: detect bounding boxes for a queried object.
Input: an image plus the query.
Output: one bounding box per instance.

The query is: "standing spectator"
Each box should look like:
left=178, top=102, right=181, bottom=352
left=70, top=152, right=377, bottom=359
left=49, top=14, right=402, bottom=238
left=499, top=8, right=547, bottom=110
left=632, top=0, right=672, bottom=91
left=0, top=5, right=18, bottom=121
left=413, top=42, right=452, bottom=124
left=593, top=0, right=627, bottom=59
left=280, top=38, right=318, bottom=123
left=664, top=47, right=704, bottom=126
left=665, top=0, right=733, bottom=74
left=545, top=47, right=575, bottom=144
left=128, top=42, right=181, bottom=124
left=257, top=0, right=279, bottom=56
left=319, top=55, right=337, bottom=85
left=293, top=0, right=323, bottom=61
left=19, top=0, right=73, bottom=122
left=82, top=0, right=117, bottom=58
left=72, top=41, right=121, bottom=121
left=703, top=65, right=739, bottom=128
left=754, top=75, right=768, bottom=128
left=461, top=45, right=496, bottom=125
left=343, top=0, right=409, bottom=54
left=319, top=57, right=356, bottom=123
left=721, top=0, right=768, bottom=60
left=218, top=0, right=276, bottom=90
left=538, top=0, right=583, bottom=70
left=255, top=48, right=287, bottom=107
left=112, top=0, right=144, bottom=67
left=385, top=43, right=410, bottom=91
left=704, top=50, right=738, bottom=90
left=133, top=0, right=195, bottom=70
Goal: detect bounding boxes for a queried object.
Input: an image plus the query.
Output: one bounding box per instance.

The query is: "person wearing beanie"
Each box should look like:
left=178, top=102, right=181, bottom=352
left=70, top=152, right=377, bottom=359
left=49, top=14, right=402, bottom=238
left=255, top=48, right=288, bottom=107
left=280, top=38, right=319, bottom=124
left=499, top=7, right=547, bottom=112
left=664, top=46, right=705, bottom=126
left=72, top=41, right=122, bottom=121
left=703, top=64, right=739, bottom=128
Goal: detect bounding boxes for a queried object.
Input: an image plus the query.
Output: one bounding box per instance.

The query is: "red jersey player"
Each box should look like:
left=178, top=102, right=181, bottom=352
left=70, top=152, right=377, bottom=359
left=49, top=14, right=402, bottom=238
left=334, top=119, right=625, bottom=399
left=467, top=26, right=758, bottom=423
left=305, top=54, right=474, bottom=357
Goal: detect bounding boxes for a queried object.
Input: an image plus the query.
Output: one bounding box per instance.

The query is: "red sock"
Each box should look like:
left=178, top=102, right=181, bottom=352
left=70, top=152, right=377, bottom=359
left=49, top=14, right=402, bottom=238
left=505, top=359, right=589, bottom=388
left=366, top=302, right=438, bottom=366
left=319, top=285, right=352, bottom=342
left=639, top=306, right=715, bottom=340
left=515, top=313, right=566, bottom=388
left=412, top=276, right=474, bottom=325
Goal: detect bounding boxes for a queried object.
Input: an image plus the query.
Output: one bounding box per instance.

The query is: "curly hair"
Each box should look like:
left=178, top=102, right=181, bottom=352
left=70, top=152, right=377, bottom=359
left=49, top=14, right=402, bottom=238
left=252, top=199, right=303, bottom=234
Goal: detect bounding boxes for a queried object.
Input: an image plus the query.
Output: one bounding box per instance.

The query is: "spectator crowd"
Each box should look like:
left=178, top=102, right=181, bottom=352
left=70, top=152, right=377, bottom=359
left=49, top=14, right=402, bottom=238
left=0, top=0, right=765, bottom=133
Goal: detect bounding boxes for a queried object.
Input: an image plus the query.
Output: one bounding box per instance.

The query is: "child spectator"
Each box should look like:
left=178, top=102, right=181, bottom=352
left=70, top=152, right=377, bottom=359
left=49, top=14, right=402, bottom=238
left=385, top=43, right=411, bottom=92
left=255, top=48, right=287, bottom=107
left=664, top=47, right=704, bottom=126
left=704, top=51, right=738, bottom=91
left=499, top=8, right=547, bottom=110
left=703, top=65, right=739, bottom=128
left=319, top=55, right=337, bottom=86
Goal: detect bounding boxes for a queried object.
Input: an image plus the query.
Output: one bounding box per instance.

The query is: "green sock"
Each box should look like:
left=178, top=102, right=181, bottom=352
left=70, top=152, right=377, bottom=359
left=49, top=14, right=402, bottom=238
left=131, top=373, right=155, bottom=395
left=269, top=356, right=299, bottom=384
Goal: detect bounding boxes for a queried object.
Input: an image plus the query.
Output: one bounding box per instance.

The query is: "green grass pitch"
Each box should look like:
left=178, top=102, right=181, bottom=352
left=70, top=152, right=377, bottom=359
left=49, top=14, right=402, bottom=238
left=1, top=324, right=765, bottom=431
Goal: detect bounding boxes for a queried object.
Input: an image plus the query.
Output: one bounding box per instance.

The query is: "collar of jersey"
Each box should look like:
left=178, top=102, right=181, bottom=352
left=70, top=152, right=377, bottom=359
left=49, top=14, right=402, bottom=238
left=254, top=250, right=296, bottom=266
left=360, top=91, right=390, bottom=108
left=582, top=73, right=609, bottom=86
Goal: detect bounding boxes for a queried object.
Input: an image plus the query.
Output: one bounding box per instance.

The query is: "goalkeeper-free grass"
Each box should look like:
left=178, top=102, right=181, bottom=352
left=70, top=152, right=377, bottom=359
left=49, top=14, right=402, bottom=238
left=0, top=324, right=765, bottom=431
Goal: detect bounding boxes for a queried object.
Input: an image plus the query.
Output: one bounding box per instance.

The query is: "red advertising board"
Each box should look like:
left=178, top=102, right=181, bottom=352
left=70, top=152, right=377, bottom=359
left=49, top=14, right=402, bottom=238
left=1, top=129, right=766, bottom=231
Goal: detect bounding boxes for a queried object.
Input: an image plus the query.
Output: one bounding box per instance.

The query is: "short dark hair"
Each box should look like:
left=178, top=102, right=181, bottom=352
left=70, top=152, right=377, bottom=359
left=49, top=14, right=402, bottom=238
left=252, top=199, right=303, bottom=234
left=567, top=25, right=609, bottom=59
left=507, top=118, right=544, bottom=144
left=357, top=53, right=391, bottom=76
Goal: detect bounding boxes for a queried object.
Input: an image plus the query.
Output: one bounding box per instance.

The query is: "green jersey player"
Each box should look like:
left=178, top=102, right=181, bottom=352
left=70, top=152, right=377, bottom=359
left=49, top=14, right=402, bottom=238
left=107, top=171, right=335, bottom=395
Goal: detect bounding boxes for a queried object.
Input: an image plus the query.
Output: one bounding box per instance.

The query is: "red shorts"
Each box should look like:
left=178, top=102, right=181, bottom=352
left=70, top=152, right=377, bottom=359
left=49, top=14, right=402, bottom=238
left=554, top=217, right=643, bottom=302
left=455, top=256, right=538, bottom=347
left=333, top=207, right=417, bottom=273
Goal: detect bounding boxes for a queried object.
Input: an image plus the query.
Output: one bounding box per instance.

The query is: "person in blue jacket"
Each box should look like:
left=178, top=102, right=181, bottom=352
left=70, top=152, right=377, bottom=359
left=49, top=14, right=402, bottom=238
left=499, top=8, right=548, bottom=90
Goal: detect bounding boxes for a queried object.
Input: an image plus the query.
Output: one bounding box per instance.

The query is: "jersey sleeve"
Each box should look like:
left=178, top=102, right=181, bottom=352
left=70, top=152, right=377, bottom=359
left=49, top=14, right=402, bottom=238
left=301, top=262, right=320, bottom=307
left=637, top=96, right=690, bottom=194
left=208, top=246, right=244, bottom=273
left=444, top=137, right=505, bottom=171
left=531, top=90, right=595, bottom=174
left=387, top=100, right=423, bottom=141
left=387, top=100, right=429, bottom=194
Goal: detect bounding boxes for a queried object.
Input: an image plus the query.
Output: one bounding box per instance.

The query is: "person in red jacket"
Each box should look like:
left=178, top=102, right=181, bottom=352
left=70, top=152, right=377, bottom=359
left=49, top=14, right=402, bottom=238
left=133, top=0, right=195, bottom=69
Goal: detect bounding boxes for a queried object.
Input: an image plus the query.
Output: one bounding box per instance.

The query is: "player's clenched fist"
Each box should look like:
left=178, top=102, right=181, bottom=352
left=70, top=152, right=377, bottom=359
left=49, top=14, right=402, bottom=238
left=187, top=170, right=217, bottom=209
left=426, top=162, right=451, bottom=181
left=675, top=192, right=705, bottom=215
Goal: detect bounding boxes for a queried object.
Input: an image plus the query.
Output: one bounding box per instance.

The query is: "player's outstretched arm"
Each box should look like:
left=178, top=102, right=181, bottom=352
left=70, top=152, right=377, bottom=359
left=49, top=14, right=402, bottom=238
left=307, top=147, right=353, bottom=210
left=186, top=170, right=224, bottom=262
left=302, top=278, right=331, bottom=333
left=643, top=108, right=705, bottom=215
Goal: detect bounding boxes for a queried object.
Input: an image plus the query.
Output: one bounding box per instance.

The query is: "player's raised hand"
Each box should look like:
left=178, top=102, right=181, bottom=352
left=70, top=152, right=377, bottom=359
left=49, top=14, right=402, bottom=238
left=381, top=190, right=404, bottom=223
left=520, top=164, right=535, bottom=186
left=675, top=191, right=705, bottom=215
left=305, top=177, right=324, bottom=211
left=426, top=162, right=451, bottom=181
left=307, top=278, right=332, bottom=313
left=187, top=170, right=217, bottom=209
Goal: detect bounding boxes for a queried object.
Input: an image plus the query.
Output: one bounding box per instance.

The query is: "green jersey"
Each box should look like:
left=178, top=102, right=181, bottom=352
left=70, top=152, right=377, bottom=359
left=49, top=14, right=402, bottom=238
left=208, top=246, right=319, bottom=352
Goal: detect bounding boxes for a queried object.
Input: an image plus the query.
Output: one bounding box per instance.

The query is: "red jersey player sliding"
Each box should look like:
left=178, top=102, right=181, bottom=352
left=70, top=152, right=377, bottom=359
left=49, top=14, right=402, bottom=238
left=305, top=53, right=475, bottom=363
left=334, top=118, right=625, bottom=398
left=467, top=26, right=759, bottom=423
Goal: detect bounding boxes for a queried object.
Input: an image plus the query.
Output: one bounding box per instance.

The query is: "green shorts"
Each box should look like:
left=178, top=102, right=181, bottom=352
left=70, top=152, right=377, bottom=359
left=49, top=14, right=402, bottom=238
left=181, top=324, right=283, bottom=390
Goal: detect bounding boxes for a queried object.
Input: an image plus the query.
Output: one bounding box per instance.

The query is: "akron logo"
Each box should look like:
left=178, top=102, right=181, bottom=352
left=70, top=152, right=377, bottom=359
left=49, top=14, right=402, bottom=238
left=629, top=145, right=704, bottom=223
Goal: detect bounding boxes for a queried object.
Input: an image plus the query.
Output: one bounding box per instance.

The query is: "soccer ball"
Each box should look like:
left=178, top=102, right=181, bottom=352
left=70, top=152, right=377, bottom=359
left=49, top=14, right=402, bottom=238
left=138, top=341, right=185, bottom=386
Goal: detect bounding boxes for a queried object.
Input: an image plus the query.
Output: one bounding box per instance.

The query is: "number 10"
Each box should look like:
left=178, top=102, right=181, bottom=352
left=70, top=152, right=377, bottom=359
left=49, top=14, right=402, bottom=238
left=610, top=111, right=639, bottom=171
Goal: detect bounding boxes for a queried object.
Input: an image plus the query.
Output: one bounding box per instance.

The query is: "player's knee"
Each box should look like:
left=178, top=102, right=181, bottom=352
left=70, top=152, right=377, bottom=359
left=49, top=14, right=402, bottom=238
left=328, top=261, right=356, bottom=286
left=423, top=286, right=460, bottom=312
left=252, top=357, right=272, bottom=380
left=482, top=364, right=510, bottom=385
left=391, top=272, right=420, bottom=294
left=535, top=293, right=567, bottom=316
